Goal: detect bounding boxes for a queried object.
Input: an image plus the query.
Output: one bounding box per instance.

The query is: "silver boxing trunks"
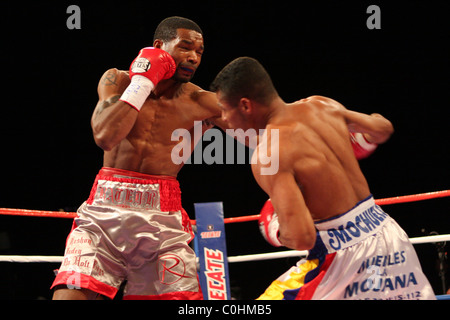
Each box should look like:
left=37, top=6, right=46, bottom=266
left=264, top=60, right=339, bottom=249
left=257, top=195, right=436, bottom=300
left=51, top=167, right=202, bottom=300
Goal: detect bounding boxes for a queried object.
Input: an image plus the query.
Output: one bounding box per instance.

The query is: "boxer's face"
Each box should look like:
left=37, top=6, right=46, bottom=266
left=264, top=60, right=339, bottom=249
left=157, top=28, right=204, bottom=83
left=217, top=92, right=251, bottom=131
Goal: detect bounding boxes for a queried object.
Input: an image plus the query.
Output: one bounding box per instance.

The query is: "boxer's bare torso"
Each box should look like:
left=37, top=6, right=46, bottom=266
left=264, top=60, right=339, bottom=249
left=92, top=68, right=219, bottom=177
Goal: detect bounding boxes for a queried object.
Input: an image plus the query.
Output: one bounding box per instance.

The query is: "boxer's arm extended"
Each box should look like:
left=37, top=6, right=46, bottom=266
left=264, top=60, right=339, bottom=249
left=306, top=95, right=393, bottom=144
left=192, top=90, right=230, bottom=130
left=256, top=170, right=316, bottom=250
left=343, top=110, right=394, bottom=145
left=91, top=68, right=139, bottom=151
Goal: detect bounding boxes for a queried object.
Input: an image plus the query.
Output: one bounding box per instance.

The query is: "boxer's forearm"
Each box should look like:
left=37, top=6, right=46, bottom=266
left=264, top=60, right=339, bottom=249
left=345, top=111, right=394, bottom=144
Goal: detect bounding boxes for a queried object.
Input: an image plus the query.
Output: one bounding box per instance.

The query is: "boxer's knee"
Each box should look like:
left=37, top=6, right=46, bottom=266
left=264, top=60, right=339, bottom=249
left=52, top=286, right=105, bottom=300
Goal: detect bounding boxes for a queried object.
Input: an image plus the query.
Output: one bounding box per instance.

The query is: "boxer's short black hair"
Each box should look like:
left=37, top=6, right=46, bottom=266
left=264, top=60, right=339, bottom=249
left=154, top=16, right=203, bottom=42
left=211, top=57, right=278, bottom=107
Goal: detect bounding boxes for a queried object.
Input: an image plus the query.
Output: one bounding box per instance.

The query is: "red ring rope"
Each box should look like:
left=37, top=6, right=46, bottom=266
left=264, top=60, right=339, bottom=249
left=0, top=208, right=77, bottom=219
left=0, top=190, right=448, bottom=225
left=220, top=190, right=450, bottom=225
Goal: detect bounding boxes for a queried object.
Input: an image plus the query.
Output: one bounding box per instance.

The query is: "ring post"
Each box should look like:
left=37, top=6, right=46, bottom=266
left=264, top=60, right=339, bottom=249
left=193, top=202, right=231, bottom=300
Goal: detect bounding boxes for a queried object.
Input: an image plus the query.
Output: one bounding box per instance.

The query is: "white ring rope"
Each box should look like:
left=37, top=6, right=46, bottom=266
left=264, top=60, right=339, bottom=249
left=409, top=234, right=449, bottom=245
left=1, top=234, right=448, bottom=263
left=0, top=255, right=63, bottom=263
left=229, top=234, right=450, bottom=263
left=228, top=250, right=308, bottom=263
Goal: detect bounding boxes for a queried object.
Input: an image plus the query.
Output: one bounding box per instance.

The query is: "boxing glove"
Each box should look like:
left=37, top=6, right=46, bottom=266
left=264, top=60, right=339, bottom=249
left=350, top=132, right=378, bottom=160
left=258, top=199, right=282, bottom=247
left=120, top=47, right=176, bottom=111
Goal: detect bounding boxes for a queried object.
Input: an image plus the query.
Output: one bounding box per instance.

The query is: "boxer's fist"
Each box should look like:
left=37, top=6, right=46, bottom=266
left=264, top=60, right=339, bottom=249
left=120, top=47, right=176, bottom=111
left=350, top=132, right=378, bottom=160
left=258, top=199, right=282, bottom=247
left=129, top=47, right=176, bottom=85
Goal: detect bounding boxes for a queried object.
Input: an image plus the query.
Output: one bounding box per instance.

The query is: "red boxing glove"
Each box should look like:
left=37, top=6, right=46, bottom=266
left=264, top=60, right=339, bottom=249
left=258, top=199, right=282, bottom=247
left=120, top=47, right=176, bottom=111
left=129, top=47, right=176, bottom=84
left=350, top=132, right=378, bottom=160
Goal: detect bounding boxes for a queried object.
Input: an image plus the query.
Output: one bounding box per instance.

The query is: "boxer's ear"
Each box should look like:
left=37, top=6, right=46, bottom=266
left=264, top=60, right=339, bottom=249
left=153, top=39, right=163, bottom=49
left=238, top=98, right=253, bottom=115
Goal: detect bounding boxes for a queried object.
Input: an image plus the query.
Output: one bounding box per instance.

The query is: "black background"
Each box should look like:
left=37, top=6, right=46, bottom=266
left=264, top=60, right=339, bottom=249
left=0, top=1, right=448, bottom=299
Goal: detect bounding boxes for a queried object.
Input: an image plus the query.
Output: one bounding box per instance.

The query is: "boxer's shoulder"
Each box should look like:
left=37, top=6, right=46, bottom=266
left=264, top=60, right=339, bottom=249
left=187, top=85, right=220, bottom=114
left=98, top=68, right=130, bottom=89
left=290, top=96, right=346, bottom=116
left=185, top=82, right=207, bottom=100
left=95, top=69, right=131, bottom=103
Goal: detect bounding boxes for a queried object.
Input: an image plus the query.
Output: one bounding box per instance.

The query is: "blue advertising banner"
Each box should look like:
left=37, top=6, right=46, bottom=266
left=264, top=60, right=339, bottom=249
left=194, top=202, right=231, bottom=300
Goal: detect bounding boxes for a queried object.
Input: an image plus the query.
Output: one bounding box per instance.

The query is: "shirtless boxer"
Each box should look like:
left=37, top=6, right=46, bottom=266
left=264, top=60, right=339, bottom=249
left=51, top=17, right=224, bottom=300
left=211, top=57, right=436, bottom=300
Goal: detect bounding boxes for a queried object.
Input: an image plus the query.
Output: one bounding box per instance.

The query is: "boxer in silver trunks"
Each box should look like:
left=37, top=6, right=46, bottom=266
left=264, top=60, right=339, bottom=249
left=52, top=17, right=226, bottom=300
left=211, top=57, right=436, bottom=299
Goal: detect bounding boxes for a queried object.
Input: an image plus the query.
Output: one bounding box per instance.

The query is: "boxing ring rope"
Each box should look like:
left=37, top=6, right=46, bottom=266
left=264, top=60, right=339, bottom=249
left=1, top=190, right=449, bottom=224
left=220, top=190, right=450, bottom=225
left=0, top=189, right=448, bottom=264
left=1, top=234, right=448, bottom=264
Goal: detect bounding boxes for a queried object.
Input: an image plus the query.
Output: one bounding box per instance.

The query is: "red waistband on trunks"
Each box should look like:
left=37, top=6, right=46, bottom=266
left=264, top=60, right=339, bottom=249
left=86, top=167, right=182, bottom=212
left=97, top=167, right=178, bottom=181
